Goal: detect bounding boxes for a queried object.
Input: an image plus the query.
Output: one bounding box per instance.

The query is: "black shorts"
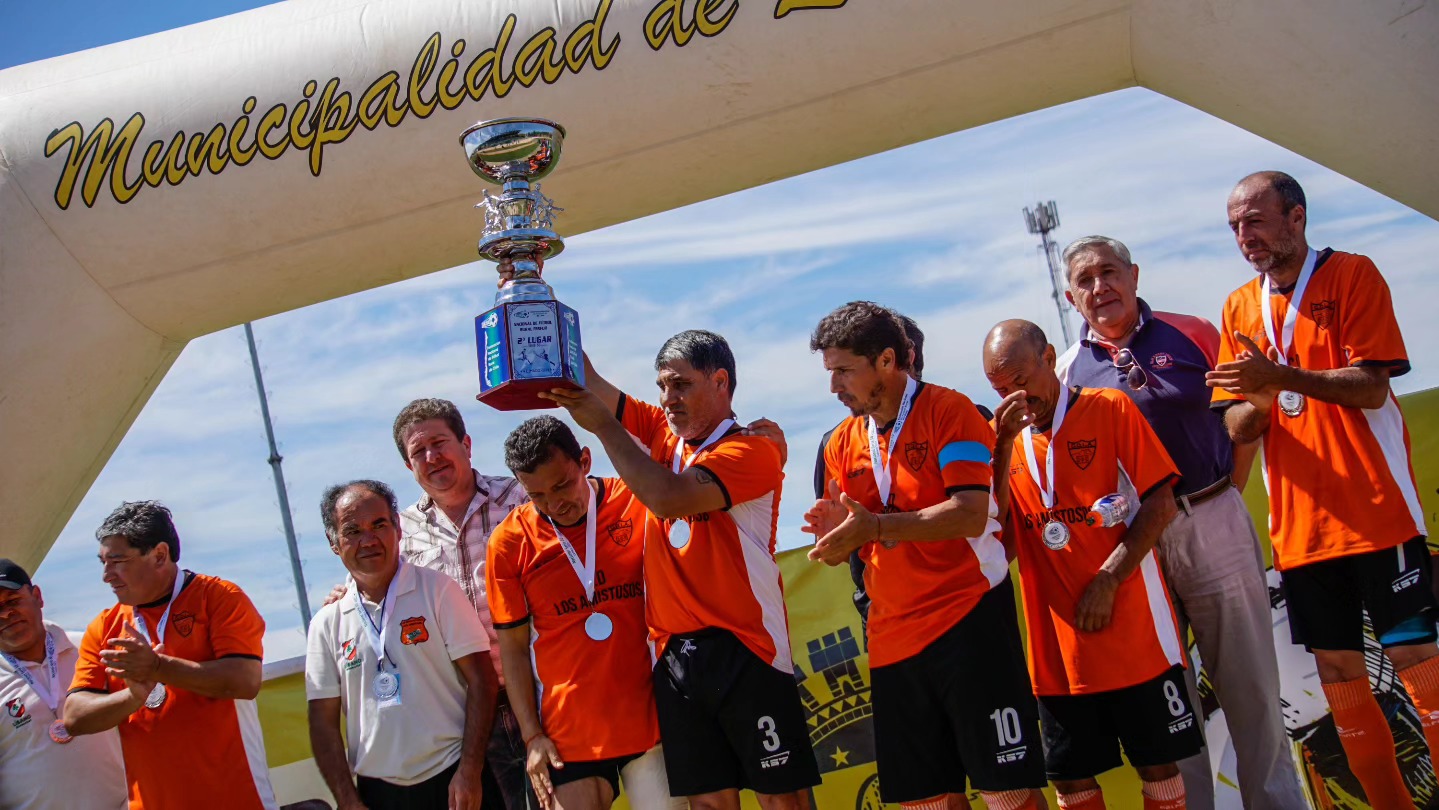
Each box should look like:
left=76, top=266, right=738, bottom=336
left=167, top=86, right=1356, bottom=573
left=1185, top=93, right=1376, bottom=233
left=1281, top=536, right=1438, bottom=651
left=1037, top=665, right=1204, bottom=781
left=870, top=577, right=1046, bottom=801
left=549, top=752, right=642, bottom=798
left=654, top=629, right=820, bottom=796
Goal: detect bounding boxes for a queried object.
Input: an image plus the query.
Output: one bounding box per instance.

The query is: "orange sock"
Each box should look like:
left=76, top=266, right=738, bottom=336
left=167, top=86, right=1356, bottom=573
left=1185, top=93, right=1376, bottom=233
left=1397, top=655, right=1439, bottom=783
left=1140, top=774, right=1185, bottom=810
left=1323, top=677, right=1416, bottom=809
left=1056, top=788, right=1105, bottom=810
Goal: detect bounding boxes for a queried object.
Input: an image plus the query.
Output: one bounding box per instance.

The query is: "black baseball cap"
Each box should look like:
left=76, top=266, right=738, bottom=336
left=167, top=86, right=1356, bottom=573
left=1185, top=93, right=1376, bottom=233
left=0, top=559, right=32, bottom=590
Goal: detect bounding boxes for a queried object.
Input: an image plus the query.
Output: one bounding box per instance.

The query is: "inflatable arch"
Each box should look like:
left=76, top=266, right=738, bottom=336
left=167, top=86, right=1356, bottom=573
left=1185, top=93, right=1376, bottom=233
left=1, top=0, right=1436, bottom=567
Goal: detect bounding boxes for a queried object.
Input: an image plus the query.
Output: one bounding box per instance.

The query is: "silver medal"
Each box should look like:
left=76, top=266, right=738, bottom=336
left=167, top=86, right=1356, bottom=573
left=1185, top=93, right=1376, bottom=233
left=49, top=720, right=73, bottom=745
left=668, top=520, right=690, bottom=549
left=373, top=671, right=399, bottom=701
left=1277, top=390, right=1305, bottom=417
left=584, top=612, right=613, bottom=642
left=144, top=683, right=167, bottom=709
left=1042, top=521, right=1071, bottom=551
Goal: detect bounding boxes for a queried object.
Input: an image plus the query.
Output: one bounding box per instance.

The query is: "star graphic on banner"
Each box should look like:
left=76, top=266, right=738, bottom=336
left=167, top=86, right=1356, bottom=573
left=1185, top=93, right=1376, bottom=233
left=831, top=746, right=850, bottom=767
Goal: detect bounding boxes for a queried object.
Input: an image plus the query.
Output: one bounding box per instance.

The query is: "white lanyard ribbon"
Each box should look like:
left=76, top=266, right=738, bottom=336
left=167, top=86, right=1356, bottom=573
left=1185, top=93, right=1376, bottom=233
left=1260, top=247, right=1318, bottom=367
left=547, top=481, right=598, bottom=604
left=671, top=418, right=736, bottom=473
left=1021, top=386, right=1073, bottom=509
left=353, top=561, right=404, bottom=671
left=1, top=632, right=61, bottom=712
left=867, top=376, right=918, bottom=507
left=132, top=570, right=186, bottom=647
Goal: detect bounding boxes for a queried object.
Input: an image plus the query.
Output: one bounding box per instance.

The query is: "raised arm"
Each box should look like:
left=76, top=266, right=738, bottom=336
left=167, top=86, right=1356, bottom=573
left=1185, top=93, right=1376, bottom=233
left=540, top=387, right=729, bottom=519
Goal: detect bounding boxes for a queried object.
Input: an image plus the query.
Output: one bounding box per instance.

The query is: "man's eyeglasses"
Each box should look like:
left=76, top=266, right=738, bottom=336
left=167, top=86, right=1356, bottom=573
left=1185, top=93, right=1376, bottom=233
left=1114, top=348, right=1149, bottom=390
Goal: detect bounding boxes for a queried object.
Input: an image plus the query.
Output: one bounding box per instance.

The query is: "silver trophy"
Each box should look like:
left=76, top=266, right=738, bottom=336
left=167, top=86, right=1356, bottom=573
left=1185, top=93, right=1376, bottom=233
left=461, top=118, right=584, bottom=410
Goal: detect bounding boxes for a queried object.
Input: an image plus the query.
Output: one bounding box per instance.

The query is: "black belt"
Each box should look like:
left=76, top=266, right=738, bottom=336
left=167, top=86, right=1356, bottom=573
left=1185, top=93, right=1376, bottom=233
left=1177, top=476, right=1231, bottom=514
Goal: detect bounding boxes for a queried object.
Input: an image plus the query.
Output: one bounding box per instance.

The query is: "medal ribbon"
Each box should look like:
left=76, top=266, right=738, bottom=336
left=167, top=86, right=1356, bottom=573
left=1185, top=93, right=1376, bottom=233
left=546, top=481, right=599, bottom=606
left=1021, top=386, right=1073, bottom=509
left=867, top=376, right=918, bottom=508
left=1, top=632, right=61, bottom=713
left=353, top=560, right=404, bottom=672
left=1260, top=247, right=1318, bottom=368
left=671, top=418, right=736, bottom=474
left=132, top=569, right=186, bottom=647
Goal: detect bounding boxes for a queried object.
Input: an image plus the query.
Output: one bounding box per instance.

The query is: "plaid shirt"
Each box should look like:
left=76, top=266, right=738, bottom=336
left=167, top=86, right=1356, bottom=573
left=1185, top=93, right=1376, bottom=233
left=399, top=471, right=528, bottom=684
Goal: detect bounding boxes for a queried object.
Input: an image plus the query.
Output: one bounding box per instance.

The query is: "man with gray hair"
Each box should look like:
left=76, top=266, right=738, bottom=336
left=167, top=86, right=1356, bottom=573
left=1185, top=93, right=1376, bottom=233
left=1055, top=235, right=1304, bottom=809
left=307, top=479, right=497, bottom=810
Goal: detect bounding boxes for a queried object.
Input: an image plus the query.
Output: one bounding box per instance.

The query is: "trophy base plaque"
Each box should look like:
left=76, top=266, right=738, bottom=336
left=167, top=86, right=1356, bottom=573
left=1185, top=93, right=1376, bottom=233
left=476, top=299, right=585, bottom=411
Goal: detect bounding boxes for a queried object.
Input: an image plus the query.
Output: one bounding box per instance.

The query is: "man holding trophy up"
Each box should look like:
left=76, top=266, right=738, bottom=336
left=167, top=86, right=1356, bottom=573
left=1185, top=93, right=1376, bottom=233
left=463, top=119, right=818, bottom=809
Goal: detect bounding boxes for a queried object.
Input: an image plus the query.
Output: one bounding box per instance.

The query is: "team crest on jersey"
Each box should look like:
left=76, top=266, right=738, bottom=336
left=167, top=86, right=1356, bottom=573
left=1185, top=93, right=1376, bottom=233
left=1010, top=463, right=1025, bottom=478
left=1067, top=439, right=1097, bottom=470
left=608, top=519, right=633, bottom=547
left=340, top=638, right=359, bottom=661
left=904, top=441, right=928, bottom=470
left=1311, top=299, right=1336, bottom=330
left=400, top=617, right=430, bottom=645
left=173, top=611, right=195, bottom=637
left=1150, top=352, right=1173, bottom=369
left=6, top=698, right=30, bottom=729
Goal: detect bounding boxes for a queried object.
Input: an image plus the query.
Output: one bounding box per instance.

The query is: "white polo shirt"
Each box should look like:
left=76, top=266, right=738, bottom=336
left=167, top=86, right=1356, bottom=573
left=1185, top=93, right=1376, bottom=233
left=0, top=621, right=127, bottom=810
left=305, top=562, right=489, bottom=786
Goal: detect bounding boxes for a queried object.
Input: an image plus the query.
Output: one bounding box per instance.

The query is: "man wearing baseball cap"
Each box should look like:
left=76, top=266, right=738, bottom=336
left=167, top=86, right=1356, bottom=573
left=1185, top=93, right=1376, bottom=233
left=0, top=559, right=127, bottom=809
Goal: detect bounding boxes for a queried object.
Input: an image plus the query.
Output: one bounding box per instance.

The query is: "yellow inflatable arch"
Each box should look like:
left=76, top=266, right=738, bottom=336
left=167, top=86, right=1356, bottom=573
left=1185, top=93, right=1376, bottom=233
left=1, top=0, right=1436, bottom=567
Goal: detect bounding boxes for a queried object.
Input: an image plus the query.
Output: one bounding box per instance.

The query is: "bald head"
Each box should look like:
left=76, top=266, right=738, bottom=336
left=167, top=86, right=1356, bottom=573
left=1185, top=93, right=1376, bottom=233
left=983, top=319, right=1061, bottom=429
left=983, top=320, right=1049, bottom=367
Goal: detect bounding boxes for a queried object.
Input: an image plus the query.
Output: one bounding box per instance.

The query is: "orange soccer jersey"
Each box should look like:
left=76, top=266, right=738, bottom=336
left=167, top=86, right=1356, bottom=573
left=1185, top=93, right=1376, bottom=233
left=617, top=394, right=793, bottom=673
left=1212, top=250, right=1424, bottom=570
left=1004, top=387, right=1184, bottom=696
left=486, top=477, right=660, bottom=761
left=70, top=573, right=273, bottom=810
left=822, top=383, right=1009, bottom=668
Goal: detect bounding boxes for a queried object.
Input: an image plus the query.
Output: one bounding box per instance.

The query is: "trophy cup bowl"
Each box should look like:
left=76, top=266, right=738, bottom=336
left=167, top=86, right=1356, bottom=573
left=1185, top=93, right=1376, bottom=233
left=462, top=118, right=584, bottom=411
left=461, top=118, right=566, bottom=184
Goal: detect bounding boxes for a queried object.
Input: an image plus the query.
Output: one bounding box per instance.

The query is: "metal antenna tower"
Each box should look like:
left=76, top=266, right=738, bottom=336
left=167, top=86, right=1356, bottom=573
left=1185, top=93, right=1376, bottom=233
left=243, top=322, right=312, bottom=631
left=1022, top=201, right=1076, bottom=347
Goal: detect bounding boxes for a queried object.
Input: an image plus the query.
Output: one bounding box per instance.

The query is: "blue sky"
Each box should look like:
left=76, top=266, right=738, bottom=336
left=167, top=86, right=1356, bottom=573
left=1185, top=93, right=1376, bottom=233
left=8, top=3, right=1439, bottom=661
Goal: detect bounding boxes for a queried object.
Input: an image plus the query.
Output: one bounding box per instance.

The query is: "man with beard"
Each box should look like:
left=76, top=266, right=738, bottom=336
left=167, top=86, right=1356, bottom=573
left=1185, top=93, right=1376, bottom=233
left=1207, top=171, right=1435, bottom=807
left=804, top=301, right=1047, bottom=810
left=487, top=416, right=680, bottom=810
left=540, top=330, right=820, bottom=810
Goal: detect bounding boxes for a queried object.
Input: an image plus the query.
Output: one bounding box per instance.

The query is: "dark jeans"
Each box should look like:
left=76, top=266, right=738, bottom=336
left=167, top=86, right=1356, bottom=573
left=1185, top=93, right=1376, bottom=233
left=482, top=697, right=537, bottom=810
left=358, top=761, right=458, bottom=809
